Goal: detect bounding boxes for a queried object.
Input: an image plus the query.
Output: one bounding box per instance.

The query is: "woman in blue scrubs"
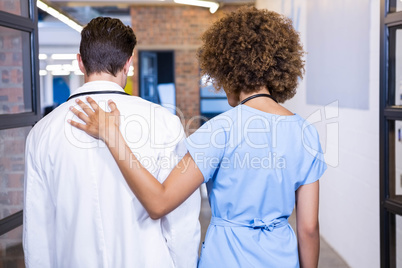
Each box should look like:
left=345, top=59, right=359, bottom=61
left=70, top=7, right=327, bottom=267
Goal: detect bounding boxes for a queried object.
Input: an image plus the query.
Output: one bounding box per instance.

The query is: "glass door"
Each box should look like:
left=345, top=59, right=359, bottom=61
left=139, top=51, right=176, bottom=114
left=0, top=0, right=41, bottom=266
left=380, top=1, right=402, bottom=267
left=139, top=51, right=159, bottom=104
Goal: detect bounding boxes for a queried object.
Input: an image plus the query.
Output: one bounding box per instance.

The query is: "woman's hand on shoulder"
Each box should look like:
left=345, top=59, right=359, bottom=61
left=68, top=96, right=120, bottom=144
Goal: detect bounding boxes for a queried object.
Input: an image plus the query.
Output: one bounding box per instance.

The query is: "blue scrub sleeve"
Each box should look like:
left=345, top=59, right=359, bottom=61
left=299, top=125, right=327, bottom=187
left=301, top=148, right=327, bottom=186
left=184, top=119, right=227, bottom=183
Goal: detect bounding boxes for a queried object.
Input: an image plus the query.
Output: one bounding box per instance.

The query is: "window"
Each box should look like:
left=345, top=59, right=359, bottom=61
left=390, top=0, right=402, bottom=12
left=0, top=0, right=40, bottom=264
left=0, top=0, right=29, bottom=17
left=0, top=26, right=32, bottom=115
left=380, top=1, right=402, bottom=267
left=200, top=75, right=231, bottom=121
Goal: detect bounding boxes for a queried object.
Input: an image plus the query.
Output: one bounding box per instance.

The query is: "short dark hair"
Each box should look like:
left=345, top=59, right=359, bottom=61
left=79, top=17, right=137, bottom=76
left=197, top=6, right=305, bottom=103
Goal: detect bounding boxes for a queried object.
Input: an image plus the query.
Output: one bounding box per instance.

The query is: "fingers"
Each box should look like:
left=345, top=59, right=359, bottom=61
left=69, top=106, right=91, bottom=124
left=67, top=118, right=87, bottom=131
left=108, top=99, right=120, bottom=115
left=86, top=96, right=100, bottom=112
left=75, top=99, right=95, bottom=116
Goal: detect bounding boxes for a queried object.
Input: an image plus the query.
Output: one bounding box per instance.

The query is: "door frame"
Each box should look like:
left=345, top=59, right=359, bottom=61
left=380, top=0, right=402, bottom=267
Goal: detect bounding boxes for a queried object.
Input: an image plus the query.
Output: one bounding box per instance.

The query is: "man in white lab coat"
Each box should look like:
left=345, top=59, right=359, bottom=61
left=23, top=17, right=200, bottom=268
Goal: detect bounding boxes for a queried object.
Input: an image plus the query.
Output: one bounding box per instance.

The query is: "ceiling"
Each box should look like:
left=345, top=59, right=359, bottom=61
left=42, top=0, right=255, bottom=25
left=48, top=0, right=253, bottom=5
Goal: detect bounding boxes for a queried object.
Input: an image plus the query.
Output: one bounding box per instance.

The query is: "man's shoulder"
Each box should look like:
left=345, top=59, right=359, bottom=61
left=25, top=103, right=71, bottom=158
left=117, top=97, right=184, bottom=147
left=32, top=102, right=71, bottom=132
left=118, top=96, right=179, bottom=123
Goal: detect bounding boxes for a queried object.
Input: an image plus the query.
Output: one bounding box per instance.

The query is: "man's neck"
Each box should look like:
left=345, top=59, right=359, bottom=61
left=85, top=72, right=126, bottom=88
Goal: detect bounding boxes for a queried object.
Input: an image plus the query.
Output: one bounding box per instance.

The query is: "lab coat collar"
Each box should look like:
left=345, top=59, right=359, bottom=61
left=70, top=81, right=125, bottom=97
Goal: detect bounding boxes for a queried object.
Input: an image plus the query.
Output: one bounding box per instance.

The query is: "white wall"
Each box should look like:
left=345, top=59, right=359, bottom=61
left=256, top=0, right=380, bottom=267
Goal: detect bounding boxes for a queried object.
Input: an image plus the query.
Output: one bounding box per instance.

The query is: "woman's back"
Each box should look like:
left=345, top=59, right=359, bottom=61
left=185, top=105, right=326, bottom=267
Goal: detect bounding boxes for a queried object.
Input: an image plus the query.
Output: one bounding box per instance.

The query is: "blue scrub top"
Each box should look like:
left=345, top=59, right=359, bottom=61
left=185, top=105, right=327, bottom=268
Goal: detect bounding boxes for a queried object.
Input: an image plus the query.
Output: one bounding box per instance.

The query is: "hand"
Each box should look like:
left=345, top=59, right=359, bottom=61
left=68, top=96, right=120, bottom=144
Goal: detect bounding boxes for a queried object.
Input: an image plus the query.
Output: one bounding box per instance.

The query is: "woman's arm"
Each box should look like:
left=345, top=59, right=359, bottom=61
left=69, top=97, right=204, bottom=219
left=295, top=180, right=320, bottom=268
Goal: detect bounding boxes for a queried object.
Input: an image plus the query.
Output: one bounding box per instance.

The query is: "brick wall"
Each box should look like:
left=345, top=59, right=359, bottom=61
left=0, top=126, right=30, bottom=267
left=0, top=127, right=29, bottom=218
left=130, top=4, right=241, bottom=133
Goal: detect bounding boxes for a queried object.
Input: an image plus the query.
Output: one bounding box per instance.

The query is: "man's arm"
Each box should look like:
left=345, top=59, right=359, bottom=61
left=23, top=133, right=56, bottom=268
left=296, top=180, right=320, bottom=268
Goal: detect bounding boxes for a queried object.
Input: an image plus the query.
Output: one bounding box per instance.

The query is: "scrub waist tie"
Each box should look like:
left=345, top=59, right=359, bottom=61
left=210, top=216, right=288, bottom=232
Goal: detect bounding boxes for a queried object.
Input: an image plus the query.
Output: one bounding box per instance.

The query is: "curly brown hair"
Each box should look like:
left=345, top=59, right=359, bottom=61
left=197, top=6, right=305, bottom=103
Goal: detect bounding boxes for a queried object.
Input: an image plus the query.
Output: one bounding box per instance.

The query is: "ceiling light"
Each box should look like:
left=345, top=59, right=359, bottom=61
left=37, top=0, right=83, bottom=32
left=72, top=60, right=79, bottom=68
left=46, top=64, right=63, bottom=71
left=51, top=70, right=70, bottom=76
left=62, top=64, right=75, bottom=71
left=51, top=54, right=77, bottom=60
left=173, top=0, right=219, bottom=14
left=39, top=54, right=48, bottom=60
left=128, top=66, right=134, bottom=76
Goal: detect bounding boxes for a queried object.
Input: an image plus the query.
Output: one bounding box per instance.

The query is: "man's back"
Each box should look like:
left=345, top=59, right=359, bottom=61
left=23, top=81, right=200, bottom=267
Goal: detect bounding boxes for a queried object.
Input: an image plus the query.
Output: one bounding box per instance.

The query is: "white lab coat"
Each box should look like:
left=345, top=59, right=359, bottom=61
left=23, top=81, right=201, bottom=268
